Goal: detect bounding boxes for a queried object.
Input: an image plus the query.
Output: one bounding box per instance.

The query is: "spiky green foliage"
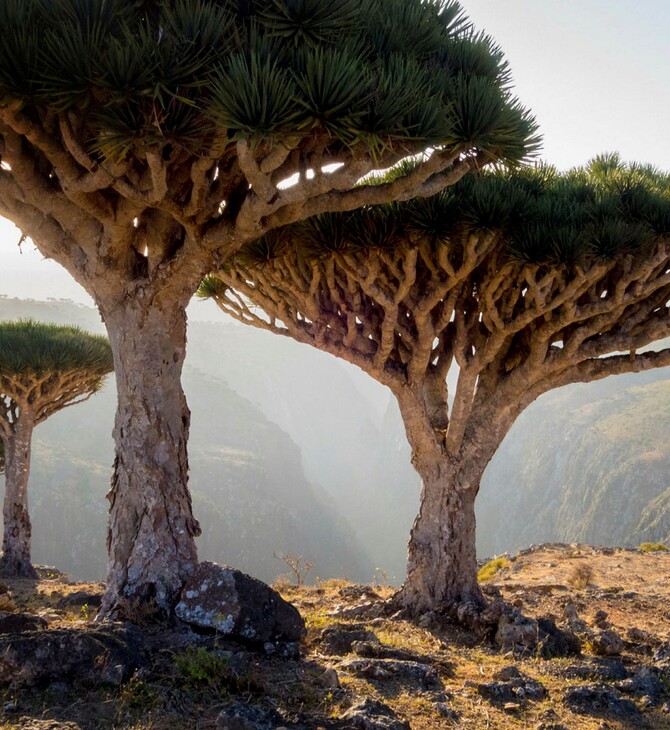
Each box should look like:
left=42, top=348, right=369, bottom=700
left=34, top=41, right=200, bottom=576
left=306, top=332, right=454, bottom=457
left=0, top=321, right=113, bottom=376
left=216, top=155, right=670, bottom=267
left=0, top=0, right=538, bottom=160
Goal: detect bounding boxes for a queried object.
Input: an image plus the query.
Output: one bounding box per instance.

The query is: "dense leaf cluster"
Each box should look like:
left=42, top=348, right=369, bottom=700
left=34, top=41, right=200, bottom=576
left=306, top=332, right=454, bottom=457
left=0, top=0, right=538, bottom=161
left=224, top=155, right=670, bottom=267
left=0, top=321, right=113, bottom=376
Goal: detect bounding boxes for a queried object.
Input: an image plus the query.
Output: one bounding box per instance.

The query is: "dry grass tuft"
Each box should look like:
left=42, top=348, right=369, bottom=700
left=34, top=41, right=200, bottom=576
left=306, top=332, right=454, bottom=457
left=567, top=562, right=595, bottom=589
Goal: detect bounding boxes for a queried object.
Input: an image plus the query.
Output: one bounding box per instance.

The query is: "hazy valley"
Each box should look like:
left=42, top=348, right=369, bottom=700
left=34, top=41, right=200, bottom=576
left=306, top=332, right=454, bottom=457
left=1, top=297, right=670, bottom=584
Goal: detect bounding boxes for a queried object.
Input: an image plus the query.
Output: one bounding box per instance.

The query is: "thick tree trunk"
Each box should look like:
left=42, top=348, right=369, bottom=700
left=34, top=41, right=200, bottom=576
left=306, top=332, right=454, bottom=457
left=396, top=454, right=485, bottom=618
left=0, top=421, right=38, bottom=578
left=98, top=298, right=201, bottom=621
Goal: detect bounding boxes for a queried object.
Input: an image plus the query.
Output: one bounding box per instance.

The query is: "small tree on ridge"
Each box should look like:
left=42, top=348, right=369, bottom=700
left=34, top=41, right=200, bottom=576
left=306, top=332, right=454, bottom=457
left=0, top=320, right=112, bottom=578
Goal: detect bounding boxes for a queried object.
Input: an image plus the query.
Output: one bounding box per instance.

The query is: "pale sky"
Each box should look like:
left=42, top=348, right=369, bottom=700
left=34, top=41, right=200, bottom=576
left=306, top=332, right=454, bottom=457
left=1, top=1, right=669, bottom=307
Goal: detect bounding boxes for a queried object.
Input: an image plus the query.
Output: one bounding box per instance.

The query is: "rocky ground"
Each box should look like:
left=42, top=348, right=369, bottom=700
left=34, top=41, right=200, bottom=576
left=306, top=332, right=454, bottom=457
left=0, top=543, right=669, bottom=729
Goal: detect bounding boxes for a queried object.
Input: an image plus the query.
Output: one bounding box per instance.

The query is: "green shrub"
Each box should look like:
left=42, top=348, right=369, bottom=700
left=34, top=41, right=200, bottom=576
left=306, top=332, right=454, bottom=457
left=174, top=646, right=230, bottom=687
left=638, top=542, right=669, bottom=553
left=477, top=557, right=509, bottom=582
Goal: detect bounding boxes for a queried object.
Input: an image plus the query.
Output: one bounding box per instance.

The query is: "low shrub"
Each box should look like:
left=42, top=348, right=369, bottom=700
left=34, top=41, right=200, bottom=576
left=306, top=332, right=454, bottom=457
left=477, top=557, right=509, bottom=582
left=638, top=542, right=668, bottom=553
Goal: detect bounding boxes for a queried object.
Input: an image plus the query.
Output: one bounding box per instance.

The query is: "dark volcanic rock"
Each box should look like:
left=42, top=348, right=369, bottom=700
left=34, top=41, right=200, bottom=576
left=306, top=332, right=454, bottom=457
left=591, top=628, right=625, bottom=656
left=563, top=683, right=643, bottom=721
left=536, top=618, right=582, bottom=658
left=471, top=665, right=547, bottom=703
left=350, top=640, right=428, bottom=663
left=340, top=658, right=442, bottom=691
left=495, top=613, right=580, bottom=658
left=340, top=697, right=410, bottom=729
left=216, top=701, right=284, bottom=730
left=0, top=612, right=47, bottom=633
left=56, top=591, right=103, bottom=609
left=653, top=642, right=670, bottom=668
left=176, top=562, right=305, bottom=644
left=338, top=584, right=381, bottom=601
left=320, top=625, right=379, bottom=655
left=615, top=666, right=668, bottom=702
left=0, top=625, right=145, bottom=687
left=560, top=658, right=630, bottom=682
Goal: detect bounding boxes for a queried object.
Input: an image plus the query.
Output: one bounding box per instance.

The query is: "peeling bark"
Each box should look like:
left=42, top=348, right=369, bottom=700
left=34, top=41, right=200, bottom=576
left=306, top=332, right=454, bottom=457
left=0, top=421, right=37, bottom=579
left=98, top=298, right=201, bottom=621
left=398, top=459, right=483, bottom=616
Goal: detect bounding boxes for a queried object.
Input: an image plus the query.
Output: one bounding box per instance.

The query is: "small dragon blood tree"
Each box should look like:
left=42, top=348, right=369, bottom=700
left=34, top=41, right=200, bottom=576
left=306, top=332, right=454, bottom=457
left=0, top=320, right=112, bottom=577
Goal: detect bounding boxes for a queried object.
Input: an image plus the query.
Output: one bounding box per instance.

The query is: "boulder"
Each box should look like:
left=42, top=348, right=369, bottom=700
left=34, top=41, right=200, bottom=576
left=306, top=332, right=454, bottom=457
left=338, top=585, right=381, bottom=601
left=563, top=683, right=643, bottom=721
left=653, top=642, right=670, bottom=668
left=340, top=698, right=410, bottom=730
left=495, top=613, right=580, bottom=658
left=470, top=666, right=547, bottom=704
left=591, top=629, right=625, bottom=656
left=536, top=618, right=582, bottom=658
left=56, top=591, right=103, bottom=609
left=319, top=625, right=379, bottom=655
left=176, top=562, right=305, bottom=644
left=0, top=625, right=145, bottom=687
left=0, top=612, right=47, bottom=633
left=495, top=613, right=538, bottom=653
left=339, top=658, right=442, bottom=691
left=615, top=666, right=668, bottom=702
left=318, top=667, right=340, bottom=689
left=561, top=658, right=629, bottom=682
left=350, top=640, right=426, bottom=662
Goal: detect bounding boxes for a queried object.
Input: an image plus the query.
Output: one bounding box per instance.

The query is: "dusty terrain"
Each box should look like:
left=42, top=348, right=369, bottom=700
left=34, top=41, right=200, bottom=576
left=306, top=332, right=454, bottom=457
left=0, top=543, right=669, bottom=729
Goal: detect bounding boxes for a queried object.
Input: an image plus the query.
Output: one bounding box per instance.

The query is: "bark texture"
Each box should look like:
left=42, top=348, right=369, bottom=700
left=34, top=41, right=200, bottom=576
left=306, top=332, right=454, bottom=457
left=399, top=458, right=482, bottom=616
left=99, top=299, right=201, bottom=621
left=0, top=420, right=37, bottom=579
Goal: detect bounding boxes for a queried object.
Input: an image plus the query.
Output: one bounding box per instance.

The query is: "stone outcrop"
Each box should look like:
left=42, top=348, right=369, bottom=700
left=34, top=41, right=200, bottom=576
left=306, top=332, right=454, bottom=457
left=340, top=698, right=410, bottom=730
left=176, top=562, right=305, bottom=644
left=0, top=625, right=145, bottom=687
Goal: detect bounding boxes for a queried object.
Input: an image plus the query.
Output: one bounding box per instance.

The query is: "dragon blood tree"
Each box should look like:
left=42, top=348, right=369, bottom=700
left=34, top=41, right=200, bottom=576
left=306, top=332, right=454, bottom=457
left=0, top=0, right=539, bottom=618
left=202, top=156, right=670, bottom=621
left=0, top=321, right=112, bottom=578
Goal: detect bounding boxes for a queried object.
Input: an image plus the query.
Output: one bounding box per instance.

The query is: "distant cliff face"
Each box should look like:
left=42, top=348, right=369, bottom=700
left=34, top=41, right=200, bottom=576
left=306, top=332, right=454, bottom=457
left=477, top=372, right=670, bottom=556
left=4, top=297, right=670, bottom=583
left=184, top=322, right=419, bottom=581
left=2, top=298, right=371, bottom=582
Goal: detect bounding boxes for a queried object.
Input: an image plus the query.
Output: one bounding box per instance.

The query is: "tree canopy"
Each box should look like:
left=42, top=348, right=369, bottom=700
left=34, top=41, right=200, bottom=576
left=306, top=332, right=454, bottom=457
left=0, top=0, right=539, bottom=285
left=205, top=156, right=670, bottom=397
left=0, top=320, right=113, bottom=426
left=203, top=155, right=670, bottom=617
left=0, top=319, right=113, bottom=374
